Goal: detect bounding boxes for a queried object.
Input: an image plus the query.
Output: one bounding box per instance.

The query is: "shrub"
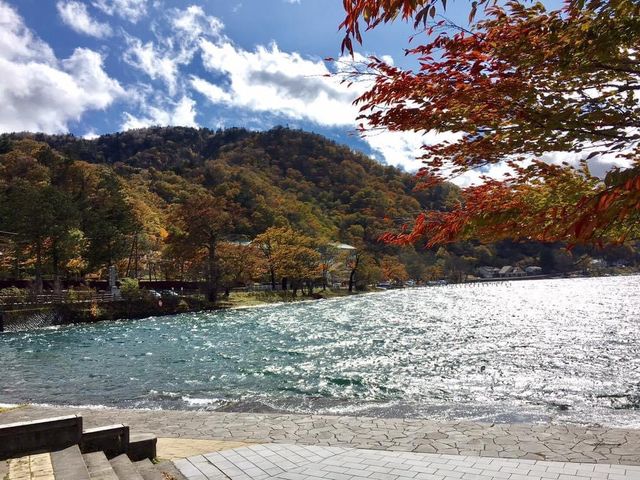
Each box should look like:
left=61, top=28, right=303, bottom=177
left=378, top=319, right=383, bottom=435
left=119, top=278, right=144, bottom=302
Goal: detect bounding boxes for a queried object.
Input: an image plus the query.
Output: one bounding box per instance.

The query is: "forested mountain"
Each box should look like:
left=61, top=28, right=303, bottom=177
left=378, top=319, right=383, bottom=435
left=10, top=126, right=460, bottom=239
left=0, top=127, right=637, bottom=297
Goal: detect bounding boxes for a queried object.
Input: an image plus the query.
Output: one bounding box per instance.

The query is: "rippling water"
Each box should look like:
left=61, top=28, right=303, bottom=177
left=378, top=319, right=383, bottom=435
left=1, top=276, right=639, bottom=426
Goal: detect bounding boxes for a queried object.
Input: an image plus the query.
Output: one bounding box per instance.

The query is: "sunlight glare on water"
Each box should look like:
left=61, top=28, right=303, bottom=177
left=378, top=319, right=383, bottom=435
left=0, top=276, right=639, bottom=427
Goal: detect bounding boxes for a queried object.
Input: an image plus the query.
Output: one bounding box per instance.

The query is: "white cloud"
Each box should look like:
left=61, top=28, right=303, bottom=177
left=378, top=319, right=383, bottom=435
left=83, top=130, right=100, bottom=139
left=190, top=76, right=230, bottom=104
left=172, top=5, right=223, bottom=41
left=122, top=95, right=198, bottom=130
left=0, top=1, right=55, bottom=63
left=197, top=40, right=358, bottom=127
left=123, top=36, right=181, bottom=95
left=92, top=0, right=147, bottom=23
left=56, top=1, right=112, bottom=38
left=122, top=6, right=223, bottom=96
left=193, top=39, right=455, bottom=172
left=363, top=130, right=460, bottom=172
left=449, top=148, right=635, bottom=188
left=0, top=1, right=123, bottom=133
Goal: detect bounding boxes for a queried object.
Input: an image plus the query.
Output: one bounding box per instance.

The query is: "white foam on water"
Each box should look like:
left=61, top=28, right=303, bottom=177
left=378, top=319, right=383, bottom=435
left=181, top=396, right=225, bottom=407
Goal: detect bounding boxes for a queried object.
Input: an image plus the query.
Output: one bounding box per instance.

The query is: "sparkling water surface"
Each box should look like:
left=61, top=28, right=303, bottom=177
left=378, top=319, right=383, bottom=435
left=1, top=276, right=639, bottom=426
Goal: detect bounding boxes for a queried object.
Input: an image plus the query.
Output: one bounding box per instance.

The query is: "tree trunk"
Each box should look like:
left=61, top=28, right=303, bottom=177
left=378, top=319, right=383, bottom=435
left=52, top=241, right=61, bottom=294
left=35, top=241, right=43, bottom=294
left=348, top=269, right=356, bottom=293
left=270, top=267, right=276, bottom=290
left=281, top=276, right=288, bottom=291
left=207, top=242, right=218, bottom=303
left=12, top=243, right=20, bottom=279
left=348, top=254, right=360, bottom=293
left=133, top=236, right=139, bottom=279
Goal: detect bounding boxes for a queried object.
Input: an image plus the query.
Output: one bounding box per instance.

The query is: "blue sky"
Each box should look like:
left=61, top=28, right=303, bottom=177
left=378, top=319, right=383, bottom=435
left=2, top=0, right=461, bottom=172
left=2, top=0, right=615, bottom=182
left=5, top=0, right=607, bottom=183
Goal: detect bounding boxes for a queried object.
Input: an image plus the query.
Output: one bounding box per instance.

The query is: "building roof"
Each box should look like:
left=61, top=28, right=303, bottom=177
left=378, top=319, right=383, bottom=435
left=329, top=242, right=357, bottom=251
left=478, top=266, right=499, bottom=271
left=499, top=266, right=513, bottom=274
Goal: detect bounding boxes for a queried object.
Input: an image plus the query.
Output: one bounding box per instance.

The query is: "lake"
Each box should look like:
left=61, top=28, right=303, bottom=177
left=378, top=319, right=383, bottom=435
left=1, top=276, right=639, bottom=427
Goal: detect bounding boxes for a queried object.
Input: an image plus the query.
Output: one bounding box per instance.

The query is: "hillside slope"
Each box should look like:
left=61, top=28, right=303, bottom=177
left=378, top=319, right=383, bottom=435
left=0, top=127, right=459, bottom=285
left=2, top=127, right=633, bottom=287
left=8, top=127, right=459, bottom=242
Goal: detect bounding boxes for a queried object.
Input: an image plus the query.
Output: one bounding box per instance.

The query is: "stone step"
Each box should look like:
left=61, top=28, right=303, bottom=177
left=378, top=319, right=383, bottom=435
left=51, top=445, right=91, bottom=480
left=7, top=454, right=34, bottom=479
left=127, top=433, right=157, bottom=462
left=109, top=454, right=145, bottom=480
left=81, top=425, right=130, bottom=459
left=83, top=451, right=119, bottom=480
left=133, top=459, right=164, bottom=480
left=0, top=415, right=82, bottom=460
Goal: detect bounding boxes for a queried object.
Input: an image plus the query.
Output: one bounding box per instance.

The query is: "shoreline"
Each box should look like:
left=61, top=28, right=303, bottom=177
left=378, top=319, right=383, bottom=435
left=0, top=287, right=373, bottom=333
left=3, top=273, right=639, bottom=333
left=2, top=397, right=639, bottom=431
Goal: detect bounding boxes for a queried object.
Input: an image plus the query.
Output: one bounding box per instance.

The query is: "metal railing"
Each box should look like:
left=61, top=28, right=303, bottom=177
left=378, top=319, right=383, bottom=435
left=0, top=292, right=118, bottom=306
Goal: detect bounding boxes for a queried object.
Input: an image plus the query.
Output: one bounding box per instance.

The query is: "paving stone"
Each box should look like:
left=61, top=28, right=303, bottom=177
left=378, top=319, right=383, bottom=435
left=2, top=406, right=640, bottom=470
left=173, top=445, right=640, bottom=480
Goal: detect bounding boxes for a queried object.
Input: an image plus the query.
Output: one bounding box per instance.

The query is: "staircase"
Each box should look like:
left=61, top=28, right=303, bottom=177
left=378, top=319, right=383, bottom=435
left=0, top=416, right=186, bottom=480
left=3, top=445, right=184, bottom=479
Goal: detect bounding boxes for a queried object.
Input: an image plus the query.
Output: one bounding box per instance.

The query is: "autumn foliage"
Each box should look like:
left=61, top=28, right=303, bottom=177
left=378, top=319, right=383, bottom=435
left=340, top=0, right=640, bottom=247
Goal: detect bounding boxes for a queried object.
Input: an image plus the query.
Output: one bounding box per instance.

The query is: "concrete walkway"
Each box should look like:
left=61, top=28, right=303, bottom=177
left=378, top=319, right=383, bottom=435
left=174, top=444, right=640, bottom=480
left=157, top=437, right=252, bottom=461
left=1, top=406, right=639, bottom=467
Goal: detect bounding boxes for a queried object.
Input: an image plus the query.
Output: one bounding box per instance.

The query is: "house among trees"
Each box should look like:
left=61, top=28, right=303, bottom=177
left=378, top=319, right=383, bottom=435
left=476, top=266, right=499, bottom=279
left=498, top=266, right=526, bottom=278
left=525, top=266, right=543, bottom=275
left=329, top=242, right=357, bottom=252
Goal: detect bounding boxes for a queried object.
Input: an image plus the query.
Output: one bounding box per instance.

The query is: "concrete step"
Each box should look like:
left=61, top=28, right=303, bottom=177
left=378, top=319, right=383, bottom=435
left=133, top=459, right=164, bottom=480
left=109, top=454, right=145, bottom=480
left=81, top=425, right=130, bottom=459
left=51, top=445, right=91, bottom=480
left=83, top=451, right=119, bottom=480
left=0, top=415, right=82, bottom=460
left=127, top=433, right=157, bottom=462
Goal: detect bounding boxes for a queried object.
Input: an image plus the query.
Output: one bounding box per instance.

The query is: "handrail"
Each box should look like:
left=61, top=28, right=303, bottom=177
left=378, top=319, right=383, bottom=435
left=0, top=292, right=118, bottom=306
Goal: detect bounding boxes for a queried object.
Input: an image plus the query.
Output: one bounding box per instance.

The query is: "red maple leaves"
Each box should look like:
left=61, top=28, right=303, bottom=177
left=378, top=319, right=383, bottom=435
left=340, top=0, right=640, bottom=247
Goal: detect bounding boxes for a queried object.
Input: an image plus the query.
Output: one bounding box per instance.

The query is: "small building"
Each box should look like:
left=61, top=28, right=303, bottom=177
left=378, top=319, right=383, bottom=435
left=477, top=266, right=500, bottom=279
left=525, top=266, right=543, bottom=275
left=498, top=266, right=513, bottom=277
left=329, top=242, right=357, bottom=251
left=511, top=266, right=526, bottom=277
left=498, top=266, right=526, bottom=278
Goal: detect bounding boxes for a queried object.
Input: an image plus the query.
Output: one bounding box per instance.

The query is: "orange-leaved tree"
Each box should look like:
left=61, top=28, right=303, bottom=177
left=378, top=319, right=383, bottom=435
left=340, top=0, right=640, bottom=247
